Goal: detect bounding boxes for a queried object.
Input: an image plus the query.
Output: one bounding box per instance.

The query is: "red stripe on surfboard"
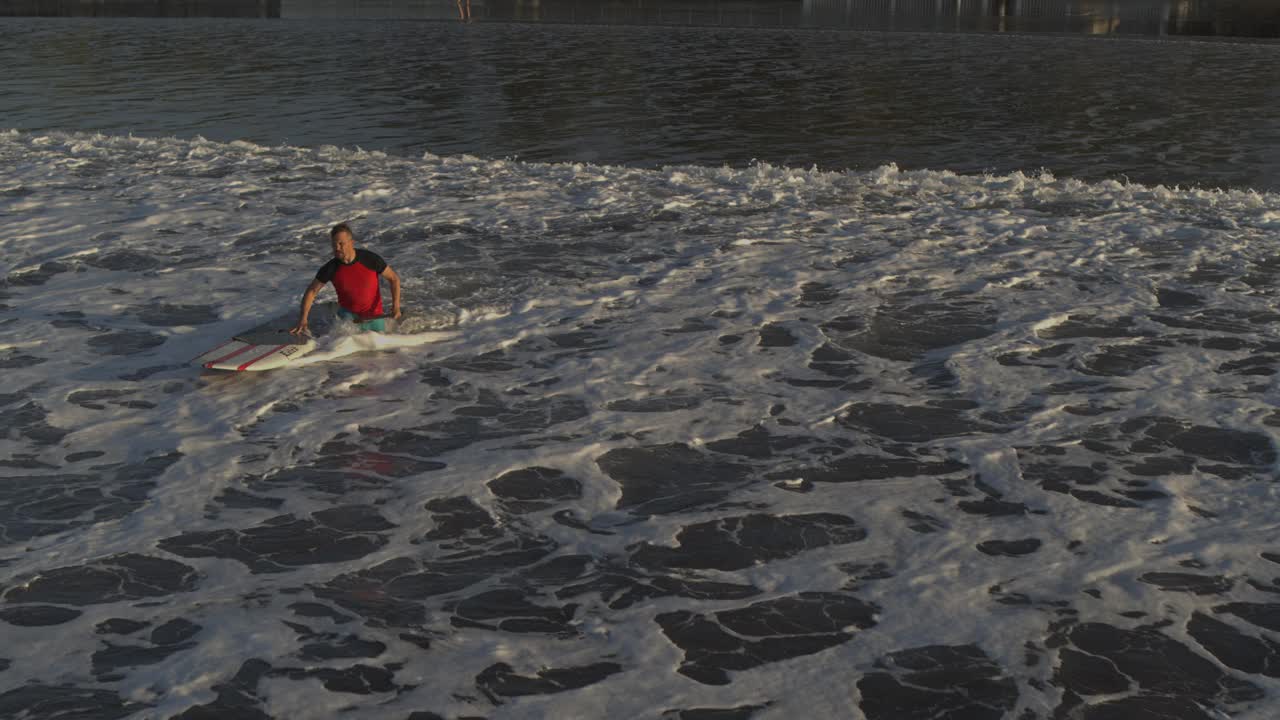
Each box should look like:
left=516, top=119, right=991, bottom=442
left=204, top=343, right=258, bottom=368
left=237, top=344, right=291, bottom=372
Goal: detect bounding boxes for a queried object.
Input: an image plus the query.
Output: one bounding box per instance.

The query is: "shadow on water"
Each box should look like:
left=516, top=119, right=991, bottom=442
left=2, top=0, right=1279, bottom=37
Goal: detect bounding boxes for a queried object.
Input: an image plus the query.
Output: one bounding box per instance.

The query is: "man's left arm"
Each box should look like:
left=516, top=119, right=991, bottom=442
left=381, top=265, right=403, bottom=320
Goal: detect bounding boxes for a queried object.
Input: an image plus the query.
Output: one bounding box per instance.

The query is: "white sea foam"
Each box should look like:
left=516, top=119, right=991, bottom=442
left=2, top=130, right=1280, bottom=718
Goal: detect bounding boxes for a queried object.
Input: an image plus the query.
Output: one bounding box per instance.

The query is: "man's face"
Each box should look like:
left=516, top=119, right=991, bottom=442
left=331, top=231, right=354, bottom=261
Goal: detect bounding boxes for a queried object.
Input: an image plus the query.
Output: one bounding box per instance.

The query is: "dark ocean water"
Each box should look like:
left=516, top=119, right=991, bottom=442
left=2, top=16, right=1278, bottom=190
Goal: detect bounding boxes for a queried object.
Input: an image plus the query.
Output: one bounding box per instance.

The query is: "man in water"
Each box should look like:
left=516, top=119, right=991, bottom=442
left=290, top=223, right=402, bottom=336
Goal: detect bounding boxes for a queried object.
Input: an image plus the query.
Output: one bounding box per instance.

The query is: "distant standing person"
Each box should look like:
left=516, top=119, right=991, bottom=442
left=290, top=223, right=402, bottom=336
left=457, top=0, right=471, bottom=21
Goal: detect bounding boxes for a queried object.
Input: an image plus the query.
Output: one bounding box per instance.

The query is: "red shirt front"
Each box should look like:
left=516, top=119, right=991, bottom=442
left=316, top=249, right=386, bottom=319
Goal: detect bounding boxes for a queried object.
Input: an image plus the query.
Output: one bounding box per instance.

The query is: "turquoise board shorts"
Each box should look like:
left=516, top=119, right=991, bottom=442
left=337, top=308, right=386, bottom=333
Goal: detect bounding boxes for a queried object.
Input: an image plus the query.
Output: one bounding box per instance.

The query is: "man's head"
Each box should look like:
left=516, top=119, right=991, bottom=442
left=330, top=223, right=356, bottom=263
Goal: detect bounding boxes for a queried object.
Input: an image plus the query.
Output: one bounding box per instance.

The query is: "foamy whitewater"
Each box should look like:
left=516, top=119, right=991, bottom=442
left=3, top=129, right=1280, bottom=719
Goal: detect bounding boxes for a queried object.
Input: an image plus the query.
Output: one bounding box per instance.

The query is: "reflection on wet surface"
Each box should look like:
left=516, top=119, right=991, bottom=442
left=293, top=0, right=1280, bottom=38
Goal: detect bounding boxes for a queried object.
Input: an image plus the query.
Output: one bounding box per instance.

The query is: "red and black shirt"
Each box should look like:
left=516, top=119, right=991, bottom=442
left=316, top=249, right=387, bottom=319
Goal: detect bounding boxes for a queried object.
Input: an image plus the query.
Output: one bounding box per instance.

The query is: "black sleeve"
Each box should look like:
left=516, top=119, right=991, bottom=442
left=315, top=259, right=339, bottom=283
left=357, top=250, right=388, bottom=274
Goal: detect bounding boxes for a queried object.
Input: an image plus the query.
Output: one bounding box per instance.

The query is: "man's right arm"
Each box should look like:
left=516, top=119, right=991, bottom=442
left=290, top=278, right=327, bottom=335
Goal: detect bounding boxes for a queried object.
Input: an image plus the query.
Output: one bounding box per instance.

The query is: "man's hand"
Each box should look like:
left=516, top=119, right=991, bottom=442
left=391, top=305, right=403, bottom=321
left=293, top=279, right=325, bottom=338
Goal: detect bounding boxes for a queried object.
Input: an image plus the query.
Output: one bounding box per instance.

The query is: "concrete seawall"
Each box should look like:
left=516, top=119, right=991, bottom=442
left=801, top=0, right=1277, bottom=36
left=284, top=0, right=1280, bottom=36
left=1, top=0, right=1275, bottom=37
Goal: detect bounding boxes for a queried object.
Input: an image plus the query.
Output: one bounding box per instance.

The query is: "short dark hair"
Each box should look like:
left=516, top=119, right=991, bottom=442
left=330, top=223, right=354, bottom=240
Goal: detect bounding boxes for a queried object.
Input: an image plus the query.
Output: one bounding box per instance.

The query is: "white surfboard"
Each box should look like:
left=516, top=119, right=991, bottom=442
left=194, top=305, right=453, bottom=372
left=194, top=326, right=316, bottom=372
